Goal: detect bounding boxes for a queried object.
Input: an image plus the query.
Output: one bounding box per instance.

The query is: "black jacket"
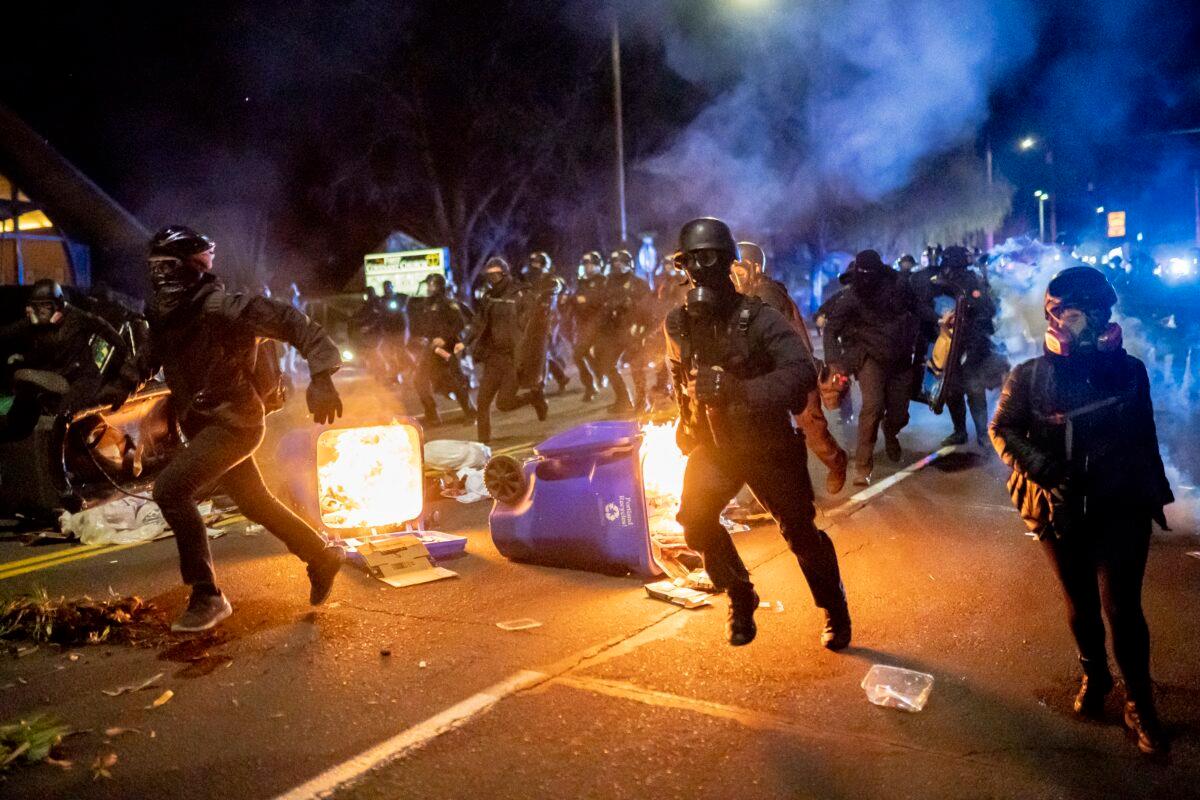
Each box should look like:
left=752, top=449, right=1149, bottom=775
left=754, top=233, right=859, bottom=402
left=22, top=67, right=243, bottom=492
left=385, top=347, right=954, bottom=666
left=989, top=349, right=1173, bottom=538
left=665, top=295, right=816, bottom=453
left=822, top=271, right=924, bottom=370
left=0, top=304, right=132, bottom=386
left=468, top=278, right=531, bottom=362
left=409, top=295, right=470, bottom=349
left=602, top=272, right=654, bottom=340
left=147, top=275, right=341, bottom=429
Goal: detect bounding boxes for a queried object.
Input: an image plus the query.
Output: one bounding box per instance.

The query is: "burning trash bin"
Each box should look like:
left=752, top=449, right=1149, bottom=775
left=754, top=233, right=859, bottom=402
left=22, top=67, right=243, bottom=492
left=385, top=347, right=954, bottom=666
left=485, top=419, right=698, bottom=579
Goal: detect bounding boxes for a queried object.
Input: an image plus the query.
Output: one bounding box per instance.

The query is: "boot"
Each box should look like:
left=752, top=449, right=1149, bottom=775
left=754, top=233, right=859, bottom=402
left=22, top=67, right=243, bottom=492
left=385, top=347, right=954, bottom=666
left=726, top=586, right=759, bottom=647
left=941, top=430, right=968, bottom=447
left=581, top=386, right=597, bottom=402
left=820, top=603, right=852, bottom=651
left=851, top=466, right=871, bottom=487
left=531, top=390, right=549, bottom=421
left=884, top=434, right=902, bottom=463
left=1073, top=659, right=1112, bottom=718
left=1124, top=700, right=1170, bottom=756
left=825, top=450, right=848, bottom=495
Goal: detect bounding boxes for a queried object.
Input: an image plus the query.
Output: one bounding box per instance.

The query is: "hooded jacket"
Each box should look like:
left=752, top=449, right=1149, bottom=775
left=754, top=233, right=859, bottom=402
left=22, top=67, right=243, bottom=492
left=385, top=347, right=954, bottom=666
left=822, top=270, right=924, bottom=369
left=989, top=348, right=1172, bottom=538
left=146, top=274, right=341, bottom=429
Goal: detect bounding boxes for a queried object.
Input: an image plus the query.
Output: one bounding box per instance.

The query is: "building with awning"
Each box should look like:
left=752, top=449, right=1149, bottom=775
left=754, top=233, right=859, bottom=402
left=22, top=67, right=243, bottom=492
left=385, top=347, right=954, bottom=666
left=0, top=101, right=148, bottom=292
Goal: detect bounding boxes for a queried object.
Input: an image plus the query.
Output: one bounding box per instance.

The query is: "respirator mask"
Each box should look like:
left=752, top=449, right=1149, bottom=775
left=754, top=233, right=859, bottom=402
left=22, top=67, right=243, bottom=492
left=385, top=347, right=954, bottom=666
left=1044, top=305, right=1122, bottom=357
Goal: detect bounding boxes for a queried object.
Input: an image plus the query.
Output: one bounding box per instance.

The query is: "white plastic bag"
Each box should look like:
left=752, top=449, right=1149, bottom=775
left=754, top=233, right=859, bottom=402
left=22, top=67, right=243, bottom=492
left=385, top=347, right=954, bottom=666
left=424, top=440, right=492, bottom=471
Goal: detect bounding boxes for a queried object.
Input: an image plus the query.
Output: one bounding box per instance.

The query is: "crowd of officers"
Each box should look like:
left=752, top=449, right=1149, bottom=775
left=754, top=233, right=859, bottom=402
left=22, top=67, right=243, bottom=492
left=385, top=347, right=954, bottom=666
left=346, top=248, right=691, bottom=444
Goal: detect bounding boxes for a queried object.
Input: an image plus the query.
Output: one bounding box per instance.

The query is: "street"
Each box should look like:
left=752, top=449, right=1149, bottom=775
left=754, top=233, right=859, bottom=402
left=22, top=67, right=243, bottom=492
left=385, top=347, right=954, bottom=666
left=1, top=376, right=1198, bottom=799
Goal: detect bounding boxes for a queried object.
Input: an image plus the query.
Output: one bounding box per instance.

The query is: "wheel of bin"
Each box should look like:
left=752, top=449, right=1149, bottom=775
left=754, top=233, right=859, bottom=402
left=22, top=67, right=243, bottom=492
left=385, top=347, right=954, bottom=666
left=484, top=455, right=527, bottom=505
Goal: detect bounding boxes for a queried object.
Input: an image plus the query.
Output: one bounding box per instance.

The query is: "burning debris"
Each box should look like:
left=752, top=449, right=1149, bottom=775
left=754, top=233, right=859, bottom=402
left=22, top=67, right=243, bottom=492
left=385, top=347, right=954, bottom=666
left=316, top=424, right=424, bottom=531
left=0, top=589, right=161, bottom=647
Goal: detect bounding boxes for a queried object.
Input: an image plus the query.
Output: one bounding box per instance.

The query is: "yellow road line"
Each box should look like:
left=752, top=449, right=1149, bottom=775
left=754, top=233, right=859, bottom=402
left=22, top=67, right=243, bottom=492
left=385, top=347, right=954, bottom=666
left=0, top=544, right=103, bottom=570
left=0, top=543, right=143, bottom=581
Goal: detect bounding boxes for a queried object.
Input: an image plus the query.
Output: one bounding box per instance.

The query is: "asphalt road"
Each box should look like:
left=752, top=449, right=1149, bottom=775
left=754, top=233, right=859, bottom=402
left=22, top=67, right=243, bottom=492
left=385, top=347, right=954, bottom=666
left=2, top=372, right=1199, bottom=799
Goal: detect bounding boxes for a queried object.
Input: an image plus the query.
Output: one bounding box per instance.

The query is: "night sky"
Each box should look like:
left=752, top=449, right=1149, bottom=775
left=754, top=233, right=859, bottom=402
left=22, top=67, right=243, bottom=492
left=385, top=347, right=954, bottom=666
left=3, top=1, right=1199, bottom=290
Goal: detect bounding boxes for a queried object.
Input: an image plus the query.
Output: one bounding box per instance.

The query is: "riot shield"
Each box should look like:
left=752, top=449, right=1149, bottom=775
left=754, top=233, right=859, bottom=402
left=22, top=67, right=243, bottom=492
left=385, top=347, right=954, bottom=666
left=912, top=288, right=968, bottom=414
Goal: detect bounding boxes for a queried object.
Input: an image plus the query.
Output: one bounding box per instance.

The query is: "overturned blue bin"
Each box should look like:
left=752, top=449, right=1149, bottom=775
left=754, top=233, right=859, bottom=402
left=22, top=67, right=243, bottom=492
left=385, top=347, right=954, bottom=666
left=486, top=420, right=663, bottom=578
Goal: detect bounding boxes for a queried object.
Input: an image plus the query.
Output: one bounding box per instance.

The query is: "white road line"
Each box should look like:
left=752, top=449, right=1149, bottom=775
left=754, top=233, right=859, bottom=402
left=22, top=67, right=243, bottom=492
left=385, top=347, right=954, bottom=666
left=272, top=670, right=548, bottom=800
left=824, top=445, right=958, bottom=518
left=274, top=444, right=956, bottom=799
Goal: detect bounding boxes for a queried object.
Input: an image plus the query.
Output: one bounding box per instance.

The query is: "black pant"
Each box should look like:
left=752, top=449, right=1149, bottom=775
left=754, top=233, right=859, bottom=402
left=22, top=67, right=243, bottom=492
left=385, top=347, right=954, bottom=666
left=476, top=353, right=538, bottom=442
left=1041, top=517, right=1153, bottom=704
left=677, top=438, right=846, bottom=612
left=595, top=335, right=647, bottom=407
left=855, top=357, right=911, bottom=471
left=946, top=351, right=990, bottom=438
left=571, top=333, right=600, bottom=395
left=414, top=352, right=473, bottom=420
left=153, top=422, right=327, bottom=591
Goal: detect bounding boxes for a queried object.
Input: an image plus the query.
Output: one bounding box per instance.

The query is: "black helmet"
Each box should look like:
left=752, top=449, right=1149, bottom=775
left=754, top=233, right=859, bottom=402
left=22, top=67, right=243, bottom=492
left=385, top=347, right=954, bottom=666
left=679, top=217, right=738, bottom=258
left=484, top=256, right=510, bottom=274
left=29, top=278, right=64, bottom=306
left=580, top=250, right=604, bottom=276
left=941, top=245, right=971, bottom=270
left=897, top=253, right=917, bottom=268
left=839, top=249, right=888, bottom=285
left=426, top=273, right=447, bottom=294
left=528, top=251, right=551, bottom=272
left=150, top=225, right=214, bottom=259
left=609, top=249, right=634, bottom=273
left=1044, top=266, right=1117, bottom=318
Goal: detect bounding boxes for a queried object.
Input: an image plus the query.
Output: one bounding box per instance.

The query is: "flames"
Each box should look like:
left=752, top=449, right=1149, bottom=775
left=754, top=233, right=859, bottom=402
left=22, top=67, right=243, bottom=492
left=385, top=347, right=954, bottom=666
left=640, top=421, right=690, bottom=572
left=316, top=424, right=424, bottom=530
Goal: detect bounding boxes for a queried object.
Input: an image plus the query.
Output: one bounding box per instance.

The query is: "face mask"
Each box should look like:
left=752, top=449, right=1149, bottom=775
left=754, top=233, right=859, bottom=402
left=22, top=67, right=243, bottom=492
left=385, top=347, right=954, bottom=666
left=27, top=303, right=62, bottom=326
left=485, top=271, right=506, bottom=289
left=1045, top=307, right=1122, bottom=356
left=681, top=249, right=736, bottom=295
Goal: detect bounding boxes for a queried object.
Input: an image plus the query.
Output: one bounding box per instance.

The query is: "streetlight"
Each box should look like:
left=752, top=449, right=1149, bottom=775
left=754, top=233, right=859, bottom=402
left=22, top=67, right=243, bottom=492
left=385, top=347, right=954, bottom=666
left=611, top=15, right=628, bottom=246
left=1096, top=206, right=1105, bottom=214
left=1019, top=136, right=1038, bottom=151
left=1034, top=190, right=1049, bottom=243
left=1020, top=135, right=1056, bottom=242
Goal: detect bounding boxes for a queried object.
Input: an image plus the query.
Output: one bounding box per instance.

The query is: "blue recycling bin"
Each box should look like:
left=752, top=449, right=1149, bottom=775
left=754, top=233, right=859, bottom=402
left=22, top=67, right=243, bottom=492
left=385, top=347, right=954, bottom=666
left=488, top=420, right=662, bottom=577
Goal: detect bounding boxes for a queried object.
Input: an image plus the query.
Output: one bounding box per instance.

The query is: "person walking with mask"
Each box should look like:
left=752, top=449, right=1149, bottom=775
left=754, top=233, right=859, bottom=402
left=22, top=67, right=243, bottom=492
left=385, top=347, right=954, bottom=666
left=990, top=266, right=1173, bottom=756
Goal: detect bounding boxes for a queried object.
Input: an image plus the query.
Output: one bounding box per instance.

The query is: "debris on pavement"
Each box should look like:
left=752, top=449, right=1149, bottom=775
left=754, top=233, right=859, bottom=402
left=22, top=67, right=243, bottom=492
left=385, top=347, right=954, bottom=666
left=355, top=535, right=457, bottom=588
left=440, top=467, right=490, bottom=503
left=60, top=496, right=169, bottom=546
left=0, top=714, right=68, bottom=772
left=644, top=581, right=712, bottom=609
left=147, top=689, right=174, bottom=709
left=103, top=727, right=140, bottom=739
left=91, top=751, right=118, bottom=780
left=1, top=590, right=161, bottom=647
left=861, top=664, right=935, bottom=712
left=1187, top=551, right=1200, bottom=560
left=495, top=618, right=543, bottom=631
left=424, top=439, right=492, bottom=471
left=101, top=672, right=164, bottom=697
left=418, top=660, right=428, bottom=668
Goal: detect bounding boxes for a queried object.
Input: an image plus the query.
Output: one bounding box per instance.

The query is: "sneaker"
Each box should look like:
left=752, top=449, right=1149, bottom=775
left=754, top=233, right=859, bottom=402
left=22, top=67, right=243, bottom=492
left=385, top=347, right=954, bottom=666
left=171, top=590, right=233, bottom=633
left=884, top=435, right=902, bottom=463
left=1073, top=672, right=1112, bottom=719
left=941, top=430, right=968, bottom=447
left=556, top=375, right=571, bottom=394
left=307, top=548, right=345, bottom=606
left=851, top=468, right=871, bottom=487
left=581, top=388, right=597, bottom=402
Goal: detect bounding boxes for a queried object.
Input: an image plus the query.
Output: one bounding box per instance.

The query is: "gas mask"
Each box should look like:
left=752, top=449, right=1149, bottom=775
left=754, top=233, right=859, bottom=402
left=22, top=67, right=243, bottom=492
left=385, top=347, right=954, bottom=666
left=679, top=249, right=736, bottom=298
left=27, top=302, right=62, bottom=326
left=1044, top=305, right=1122, bottom=356
left=149, top=256, right=202, bottom=308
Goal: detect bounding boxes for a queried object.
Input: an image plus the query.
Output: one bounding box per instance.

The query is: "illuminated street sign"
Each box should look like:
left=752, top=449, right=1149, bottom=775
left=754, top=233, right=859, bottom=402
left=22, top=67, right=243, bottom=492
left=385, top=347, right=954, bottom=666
left=1107, top=211, right=1126, bottom=239
left=363, top=247, right=449, bottom=295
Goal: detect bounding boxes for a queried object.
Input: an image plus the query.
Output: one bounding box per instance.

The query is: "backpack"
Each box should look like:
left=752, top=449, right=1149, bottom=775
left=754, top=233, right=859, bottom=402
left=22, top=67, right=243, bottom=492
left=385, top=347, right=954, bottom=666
left=250, top=339, right=288, bottom=414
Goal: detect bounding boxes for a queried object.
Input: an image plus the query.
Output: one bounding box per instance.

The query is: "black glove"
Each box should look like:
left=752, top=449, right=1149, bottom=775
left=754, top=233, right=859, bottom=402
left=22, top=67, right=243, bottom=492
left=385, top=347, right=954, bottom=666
left=306, top=371, right=343, bottom=425
left=694, top=367, right=742, bottom=407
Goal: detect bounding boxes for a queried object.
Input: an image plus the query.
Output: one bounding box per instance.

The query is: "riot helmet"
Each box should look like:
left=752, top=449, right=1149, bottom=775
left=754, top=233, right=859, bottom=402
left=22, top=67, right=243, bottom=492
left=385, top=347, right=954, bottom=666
left=897, top=254, right=917, bottom=272
left=483, top=256, right=510, bottom=289
left=27, top=278, right=65, bottom=325
left=528, top=251, right=551, bottom=276
left=609, top=249, right=634, bottom=275
left=732, top=241, right=765, bottom=292
left=678, top=217, right=738, bottom=293
left=580, top=251, right=604, bottom=278
left=940, top=245, right=971, bottom=271
left=426, top=272, right=448, bottom=297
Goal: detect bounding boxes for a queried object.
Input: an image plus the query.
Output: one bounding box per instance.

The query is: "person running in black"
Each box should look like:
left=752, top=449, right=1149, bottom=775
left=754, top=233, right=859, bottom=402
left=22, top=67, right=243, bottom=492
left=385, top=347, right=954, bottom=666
left=142, top=226, right=346, bottom=632
left=666, top=218, right=850, bottom=650
left=408, top=273, right=475, bottom=425
left=563, top=251, right=606, bottom=402
left=990, top=266, right=1173, bottom=756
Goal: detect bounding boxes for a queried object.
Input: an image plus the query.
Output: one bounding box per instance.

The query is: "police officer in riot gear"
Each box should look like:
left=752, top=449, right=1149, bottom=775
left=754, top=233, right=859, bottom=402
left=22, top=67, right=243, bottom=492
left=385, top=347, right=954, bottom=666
left=141, top=225, right=345, bottom=633
left=932, top=245, right=997, bottom=447
left=666, top=218, right=850, bottom=650
left=408, top=273, right=475, bottom=425
left=597, top=249, right=654, bottom=413
left=525, top=251, right=570, bottom=394
left=564, top=251, right=607, bottom=402
left=469, top=256, right=549, bottom=443
left=734, top=242, right=848, bottom=494
left=652, top=253, right=689, bottom=395
left=991, top=266, right=1172, bottom=756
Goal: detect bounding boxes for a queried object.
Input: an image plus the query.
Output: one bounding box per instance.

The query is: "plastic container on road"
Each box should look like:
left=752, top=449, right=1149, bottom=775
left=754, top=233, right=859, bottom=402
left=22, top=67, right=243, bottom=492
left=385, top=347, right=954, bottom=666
left=861, top=664, right=935, bottom=712
left=486, top=420, right=661, bottom=578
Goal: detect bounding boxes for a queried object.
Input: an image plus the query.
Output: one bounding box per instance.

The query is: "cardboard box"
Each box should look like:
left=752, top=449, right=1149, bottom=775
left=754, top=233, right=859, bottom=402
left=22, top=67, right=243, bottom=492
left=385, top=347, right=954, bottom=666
left=358, top=534, right=457, bottom=588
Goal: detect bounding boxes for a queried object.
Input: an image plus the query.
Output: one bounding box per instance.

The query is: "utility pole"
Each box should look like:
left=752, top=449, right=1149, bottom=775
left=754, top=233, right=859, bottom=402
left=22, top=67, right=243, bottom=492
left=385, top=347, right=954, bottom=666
left=611, top=15, right=628, bottom=246
left=985, top=140, right=994, bottom=250
left=1194, top=168, right=1199, bottom=247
